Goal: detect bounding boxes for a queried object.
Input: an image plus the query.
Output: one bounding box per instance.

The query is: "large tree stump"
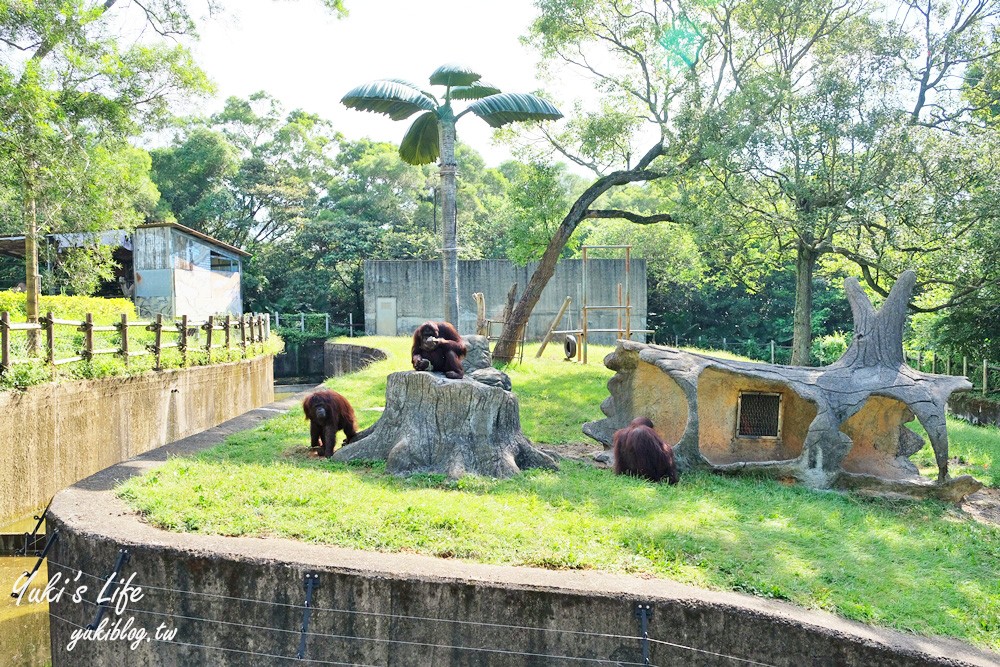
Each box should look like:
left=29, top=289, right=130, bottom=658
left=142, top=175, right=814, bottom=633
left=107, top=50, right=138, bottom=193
left=584, top=271, right=981, bottom=502
left=333, top=371, right=556, bottom=478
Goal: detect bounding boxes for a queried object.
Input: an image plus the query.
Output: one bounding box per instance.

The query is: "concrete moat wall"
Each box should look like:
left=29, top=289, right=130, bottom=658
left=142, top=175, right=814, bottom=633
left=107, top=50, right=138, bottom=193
left=949, top=394, right=1000, bottom=427
left=44, top=487, right=999, bottom=667
left=323, top=341, right=387, bottom=377
left=0, top=355, right=273, bottom=524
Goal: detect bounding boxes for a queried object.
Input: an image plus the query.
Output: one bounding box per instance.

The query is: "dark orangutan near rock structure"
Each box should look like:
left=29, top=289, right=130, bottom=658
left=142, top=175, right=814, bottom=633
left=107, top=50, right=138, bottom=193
left=303, top=389, right=358, bottom=458
left=411, top=321, right=467, bottom=379
left=613, top=417, right=679, bottom=484
left=585, top=271, right=982, bottom=502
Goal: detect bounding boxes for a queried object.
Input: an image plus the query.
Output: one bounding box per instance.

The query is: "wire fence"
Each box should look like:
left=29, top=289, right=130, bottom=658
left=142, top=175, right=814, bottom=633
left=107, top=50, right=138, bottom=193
left=904, top=349, right=999, bottom=397
left=42, top=557, right=777, bottom=667
left=271, top=312, right=361, bottom=338
left=665, top=334, right=793, bottom=365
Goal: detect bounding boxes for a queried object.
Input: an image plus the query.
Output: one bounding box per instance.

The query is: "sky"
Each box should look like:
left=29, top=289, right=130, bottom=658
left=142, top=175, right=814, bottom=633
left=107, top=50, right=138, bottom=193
left=182, top=0, right=589, bottom=167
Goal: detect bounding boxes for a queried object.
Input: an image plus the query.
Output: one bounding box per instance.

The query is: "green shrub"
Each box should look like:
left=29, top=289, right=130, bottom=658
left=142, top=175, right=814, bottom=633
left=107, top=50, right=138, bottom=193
left=0, top=291, right=137, bottom=323
left=812, top=331, right=852, bottom=365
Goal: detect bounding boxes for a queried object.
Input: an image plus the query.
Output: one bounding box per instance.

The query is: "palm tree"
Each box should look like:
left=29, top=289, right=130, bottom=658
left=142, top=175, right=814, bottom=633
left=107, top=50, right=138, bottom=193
left=342, top=64, right=561, bottom=328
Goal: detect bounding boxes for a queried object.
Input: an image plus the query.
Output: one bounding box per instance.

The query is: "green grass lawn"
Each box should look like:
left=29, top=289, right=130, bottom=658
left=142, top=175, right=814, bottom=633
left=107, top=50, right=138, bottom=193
left=118, top=336, right=1000, bottom=651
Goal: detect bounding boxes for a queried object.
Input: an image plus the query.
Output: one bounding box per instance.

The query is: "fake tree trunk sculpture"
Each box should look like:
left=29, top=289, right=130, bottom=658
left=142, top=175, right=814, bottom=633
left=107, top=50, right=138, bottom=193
left=334, top=337, right=556, bottom=478
left=584, top=271, right=982, bottom=502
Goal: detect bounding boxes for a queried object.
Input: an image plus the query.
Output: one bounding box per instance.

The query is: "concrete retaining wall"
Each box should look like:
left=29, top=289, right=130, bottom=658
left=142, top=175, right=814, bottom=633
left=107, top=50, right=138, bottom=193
left=273, top=341, right=326, bottom=382
left=44, top=485, right=999, bottom=667
left=364, top=258, right=648, bottom=344
left=0, top=356, right=273, bottom=524
left=950, top=394, right=1000, bottom=427
left=323, top=342, right=388, bottom=377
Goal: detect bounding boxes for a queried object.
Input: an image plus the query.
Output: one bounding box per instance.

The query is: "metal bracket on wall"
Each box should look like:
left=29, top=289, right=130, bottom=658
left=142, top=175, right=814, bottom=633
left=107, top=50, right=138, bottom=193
left=8, top=529, right=58, bottom=598
left=0, top=502, right=50, bottom=558
left=634, top=601, right=654, bottom=666
left=87, top=548, right=131, bottom=630
left=296, top=572, right=321, bottom=660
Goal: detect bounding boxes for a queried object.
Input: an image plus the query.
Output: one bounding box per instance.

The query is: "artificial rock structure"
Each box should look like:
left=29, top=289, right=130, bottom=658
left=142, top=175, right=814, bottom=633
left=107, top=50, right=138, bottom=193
left=584, top=271, right=981, bottom=502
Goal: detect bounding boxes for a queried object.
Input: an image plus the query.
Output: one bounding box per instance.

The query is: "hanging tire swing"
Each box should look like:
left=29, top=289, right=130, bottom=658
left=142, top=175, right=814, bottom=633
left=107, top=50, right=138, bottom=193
left=564, top=334, right=577, bottom=360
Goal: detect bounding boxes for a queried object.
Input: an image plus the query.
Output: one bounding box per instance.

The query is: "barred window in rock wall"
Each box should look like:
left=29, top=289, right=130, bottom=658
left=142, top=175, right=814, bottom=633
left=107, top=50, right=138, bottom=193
left=737, top=392, right=781, bottom=438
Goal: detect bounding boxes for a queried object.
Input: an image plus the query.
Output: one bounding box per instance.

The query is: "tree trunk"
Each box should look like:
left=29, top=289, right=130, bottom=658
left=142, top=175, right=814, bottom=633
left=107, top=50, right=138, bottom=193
left=23, top=187, right=40, bottom=355
left=438, top=114, right=459, bottom=327
left=492, top=142, right=669, bottom=363
left=790, top=241, right=816, bottom=366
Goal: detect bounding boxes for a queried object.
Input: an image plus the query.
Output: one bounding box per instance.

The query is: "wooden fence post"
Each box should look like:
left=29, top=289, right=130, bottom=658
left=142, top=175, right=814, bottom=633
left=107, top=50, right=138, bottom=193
left=240, top=313, right=247, bottom=355
left=179, top=315, right=188, bottom=366
left=205, top=315, right=214, bottom=363
left=1, top=311, right=9, bottom=375
left=119, top=313, right=129, bottom=367
left=985, top=359, right=989, bottom=397
left=152, top=314, right=163, bottom=370
left=963, top=356, right=968, bottom=379
left=44, top=311, right=54, bottom=365
left=770, top=340, right=776, bottom=364
left=225, top=314, right=232, bottom=352
left=81, top=313, right=94, bottom=362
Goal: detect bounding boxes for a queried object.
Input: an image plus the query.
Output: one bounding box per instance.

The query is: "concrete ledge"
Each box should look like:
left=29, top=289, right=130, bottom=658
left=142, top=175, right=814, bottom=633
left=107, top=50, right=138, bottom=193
left=2, top=355, right=274, bottom=524
left=45, top=423, right=1000, bottom=666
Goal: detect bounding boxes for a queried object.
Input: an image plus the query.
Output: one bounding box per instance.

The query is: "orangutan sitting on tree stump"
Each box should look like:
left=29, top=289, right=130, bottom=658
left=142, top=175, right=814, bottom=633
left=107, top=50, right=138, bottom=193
left=411, top=321, right=467, bottom=379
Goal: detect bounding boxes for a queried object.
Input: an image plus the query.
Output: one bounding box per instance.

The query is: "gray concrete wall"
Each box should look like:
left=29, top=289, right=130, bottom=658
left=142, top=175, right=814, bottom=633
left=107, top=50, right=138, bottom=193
left=364, top=259, right=648, bottom=345
left=949, top=394, right=1000, bottom=427
left=323, top=342, right=388, bottom=377
left=0, top=356, right=274, bottom=524
left=44, top=485, right=999, bottom=667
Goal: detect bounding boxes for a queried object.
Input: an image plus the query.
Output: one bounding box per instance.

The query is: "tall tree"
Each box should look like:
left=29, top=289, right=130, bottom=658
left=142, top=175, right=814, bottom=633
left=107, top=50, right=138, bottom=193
left=494, top=0, right=1000, bottom=364
left=0, top=1, right=347, bottom=350
left=702, top=1, right=898, bottom=364
left=341, top=65, right=562, bottom=327
left=152, top=92, right=340, bottom=251
left=494, top=0, right=850, bottom=362
left=244, top=139, right=438, bottom=317
left=0, top=0, right=212, bottom=350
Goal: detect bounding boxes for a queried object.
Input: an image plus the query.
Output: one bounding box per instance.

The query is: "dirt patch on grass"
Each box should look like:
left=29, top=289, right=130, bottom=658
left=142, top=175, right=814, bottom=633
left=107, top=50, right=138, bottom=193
left=960, top=488, right=1000, bottom=527
left=540, top=442, right=610, bottom=467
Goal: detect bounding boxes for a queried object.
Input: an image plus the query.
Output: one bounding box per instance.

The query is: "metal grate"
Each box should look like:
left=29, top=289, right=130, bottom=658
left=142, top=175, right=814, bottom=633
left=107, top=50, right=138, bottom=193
left=737, top=392, right=781, bottom=438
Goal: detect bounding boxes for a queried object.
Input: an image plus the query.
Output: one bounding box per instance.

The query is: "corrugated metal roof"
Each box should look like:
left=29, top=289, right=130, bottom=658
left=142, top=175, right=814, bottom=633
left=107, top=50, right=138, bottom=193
left=0, top=224, right=251, bottom=259
left=137, top=223, right=251, bottom=257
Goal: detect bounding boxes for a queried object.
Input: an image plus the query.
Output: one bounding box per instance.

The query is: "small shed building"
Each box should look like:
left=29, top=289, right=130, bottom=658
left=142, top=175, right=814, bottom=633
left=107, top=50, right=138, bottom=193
left=132, top=223, right=249, bottom=320
left=0, top=223, right=248, bottom=320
